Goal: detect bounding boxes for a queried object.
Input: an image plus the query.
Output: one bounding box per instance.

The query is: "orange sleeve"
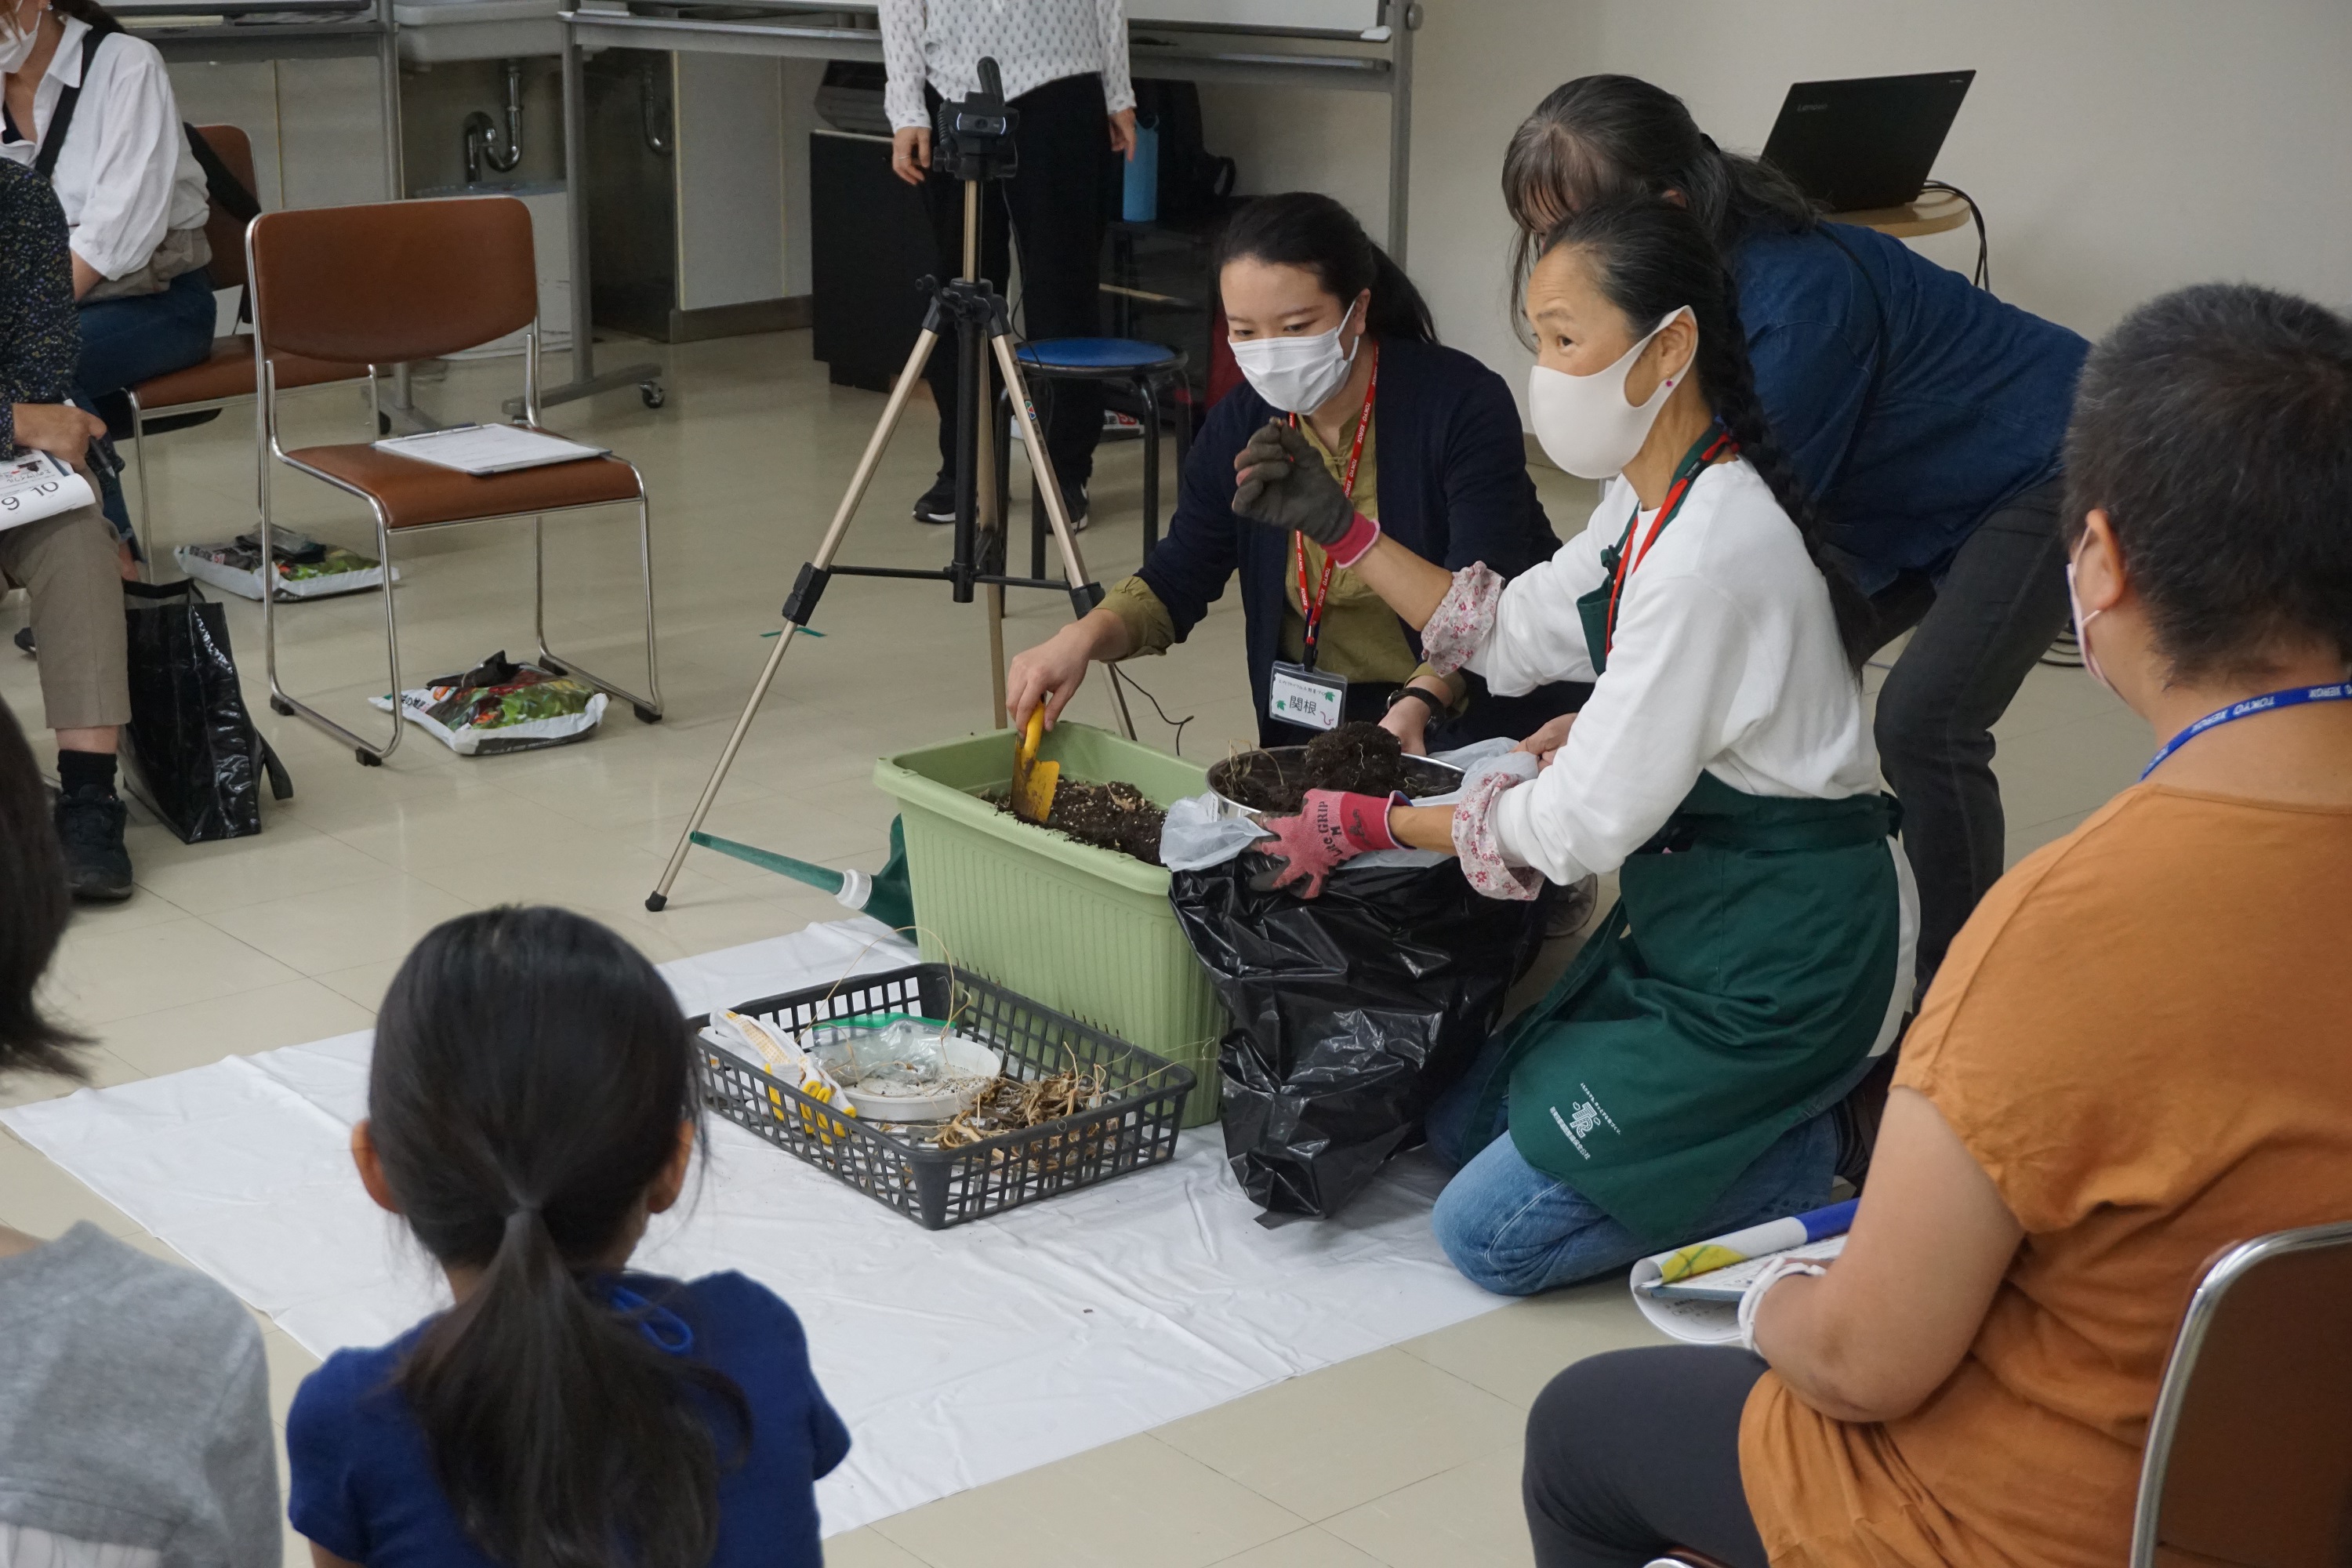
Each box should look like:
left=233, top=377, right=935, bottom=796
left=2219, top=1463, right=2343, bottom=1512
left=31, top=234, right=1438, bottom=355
left=1893, top=798, right=2155, bottom=1234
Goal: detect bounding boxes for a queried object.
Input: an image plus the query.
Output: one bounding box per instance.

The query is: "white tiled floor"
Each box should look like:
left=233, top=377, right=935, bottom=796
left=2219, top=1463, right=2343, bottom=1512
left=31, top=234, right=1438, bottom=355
left=0, top=329, right=2151, bottom=1567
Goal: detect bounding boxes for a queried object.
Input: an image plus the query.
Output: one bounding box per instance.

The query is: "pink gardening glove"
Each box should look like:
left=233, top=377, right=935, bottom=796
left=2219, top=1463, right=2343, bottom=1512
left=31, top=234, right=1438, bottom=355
left=1254, top=789, right=1405, bottom=898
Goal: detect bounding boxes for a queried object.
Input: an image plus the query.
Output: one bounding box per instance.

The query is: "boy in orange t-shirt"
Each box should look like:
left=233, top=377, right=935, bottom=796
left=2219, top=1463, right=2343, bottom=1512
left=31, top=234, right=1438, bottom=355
left=1519, top=282, right=2352, bottom=1566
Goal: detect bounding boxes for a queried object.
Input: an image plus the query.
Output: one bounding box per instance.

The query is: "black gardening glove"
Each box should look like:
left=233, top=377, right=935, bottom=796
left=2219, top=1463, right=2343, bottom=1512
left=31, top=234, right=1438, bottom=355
left=1231, top=419, right=1353, bottom=546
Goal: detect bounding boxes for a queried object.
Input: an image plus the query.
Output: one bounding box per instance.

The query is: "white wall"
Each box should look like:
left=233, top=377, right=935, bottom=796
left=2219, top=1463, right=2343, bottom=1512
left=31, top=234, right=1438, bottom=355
left=1399, top=0, right=2352, bottom=408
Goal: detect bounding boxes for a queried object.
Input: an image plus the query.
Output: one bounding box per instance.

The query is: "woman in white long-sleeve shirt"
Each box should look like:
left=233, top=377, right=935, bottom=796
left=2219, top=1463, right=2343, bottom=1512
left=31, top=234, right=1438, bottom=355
left=2, top=0, right=213, bottom=432
left=879, top=0, right=1134, bottom=527
left=1232, top=199, right=1914, bottom=1295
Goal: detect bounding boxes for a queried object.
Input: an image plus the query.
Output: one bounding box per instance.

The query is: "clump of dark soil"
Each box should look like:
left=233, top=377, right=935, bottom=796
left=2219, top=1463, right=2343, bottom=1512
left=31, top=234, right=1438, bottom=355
left=1304, top=721, right=1406, bottom=797
left=1213, top=722, right=1456, bottom=815
left=995, top=779, right=1167, bottom=866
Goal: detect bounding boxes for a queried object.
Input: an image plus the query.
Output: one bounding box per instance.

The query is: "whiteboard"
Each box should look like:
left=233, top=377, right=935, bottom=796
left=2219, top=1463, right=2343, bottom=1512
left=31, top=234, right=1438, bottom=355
left=1131, top=0, right=1383, bottom=33
left=814, top=1, right=1387, bottom=38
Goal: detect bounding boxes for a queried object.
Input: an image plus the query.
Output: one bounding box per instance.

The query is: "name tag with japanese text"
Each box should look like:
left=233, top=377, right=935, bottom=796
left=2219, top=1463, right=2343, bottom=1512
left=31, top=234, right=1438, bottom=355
left=1269, top=662, right=1347, bottom=732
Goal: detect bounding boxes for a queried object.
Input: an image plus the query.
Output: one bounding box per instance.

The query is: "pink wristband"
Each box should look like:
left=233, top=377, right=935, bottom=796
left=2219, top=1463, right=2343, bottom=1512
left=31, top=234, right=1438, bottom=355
left=1327, top=511, right=1381, bottom=568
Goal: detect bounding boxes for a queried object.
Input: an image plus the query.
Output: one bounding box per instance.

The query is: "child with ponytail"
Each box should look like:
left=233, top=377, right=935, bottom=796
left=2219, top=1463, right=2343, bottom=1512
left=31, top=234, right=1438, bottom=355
left=1232, top=199, right=1913, bottom=1296
left=287, top=906, right=848, bottom=1568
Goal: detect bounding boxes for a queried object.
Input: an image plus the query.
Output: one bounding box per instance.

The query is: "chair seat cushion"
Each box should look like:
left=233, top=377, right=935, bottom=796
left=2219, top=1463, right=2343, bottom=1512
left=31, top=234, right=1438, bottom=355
left=283, top=441, right=641, bottom=530
left=133, top=337, right=362, bottom=411
left=1016, top=337, right=1182, bottom=373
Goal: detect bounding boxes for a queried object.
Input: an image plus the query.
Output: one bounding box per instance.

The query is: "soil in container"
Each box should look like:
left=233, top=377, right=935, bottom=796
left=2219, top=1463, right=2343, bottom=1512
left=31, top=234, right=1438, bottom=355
left=991, top=778, right=1167, bottom=866
left=1215, top=721, right=1456, bottom=815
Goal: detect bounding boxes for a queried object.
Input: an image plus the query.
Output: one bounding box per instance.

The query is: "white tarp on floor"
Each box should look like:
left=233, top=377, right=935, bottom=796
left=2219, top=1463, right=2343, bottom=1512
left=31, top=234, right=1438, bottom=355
left=2, top=919, right=1504, bottom=1536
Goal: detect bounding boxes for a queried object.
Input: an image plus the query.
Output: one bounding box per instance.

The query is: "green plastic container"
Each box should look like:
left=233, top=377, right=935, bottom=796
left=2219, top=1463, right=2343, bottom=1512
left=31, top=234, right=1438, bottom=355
left=872, top=723, right=1226, bottom=1127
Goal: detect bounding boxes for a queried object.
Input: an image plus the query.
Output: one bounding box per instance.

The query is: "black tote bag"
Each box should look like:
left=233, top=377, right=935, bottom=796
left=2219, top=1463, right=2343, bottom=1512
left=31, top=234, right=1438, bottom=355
left=121, top=580, right=292, bottom=843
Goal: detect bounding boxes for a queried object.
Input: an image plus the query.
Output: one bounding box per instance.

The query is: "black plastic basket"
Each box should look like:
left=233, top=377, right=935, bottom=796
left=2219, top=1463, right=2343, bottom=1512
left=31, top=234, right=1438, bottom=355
left=694, top=964, right=1194, bottom=1229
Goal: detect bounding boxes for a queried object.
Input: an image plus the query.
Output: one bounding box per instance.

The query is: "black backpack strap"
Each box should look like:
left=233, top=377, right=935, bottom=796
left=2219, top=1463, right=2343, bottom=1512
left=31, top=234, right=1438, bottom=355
left=31, top=27, right=107, bottom=181
left=183, top=124, right=260, bottom=222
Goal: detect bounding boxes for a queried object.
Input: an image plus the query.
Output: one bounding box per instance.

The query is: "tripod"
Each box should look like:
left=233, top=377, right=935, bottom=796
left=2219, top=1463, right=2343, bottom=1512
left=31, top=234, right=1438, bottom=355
left=646, top=60, right=1134, bottom=913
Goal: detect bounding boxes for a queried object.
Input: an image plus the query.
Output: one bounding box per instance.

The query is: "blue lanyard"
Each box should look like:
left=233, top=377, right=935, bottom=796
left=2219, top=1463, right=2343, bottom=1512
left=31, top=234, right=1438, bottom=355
left=2141, top=682, right=2352, bottom=780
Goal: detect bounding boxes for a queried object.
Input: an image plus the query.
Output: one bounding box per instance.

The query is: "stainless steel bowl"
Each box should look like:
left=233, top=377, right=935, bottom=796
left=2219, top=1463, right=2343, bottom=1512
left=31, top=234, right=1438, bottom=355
left=1205, top=746, right=1465, bottom=822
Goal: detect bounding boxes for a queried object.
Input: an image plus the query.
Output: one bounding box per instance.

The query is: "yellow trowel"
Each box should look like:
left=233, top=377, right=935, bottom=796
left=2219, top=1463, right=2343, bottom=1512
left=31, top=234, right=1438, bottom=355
left=1012, top=707, right=1061, bottom=823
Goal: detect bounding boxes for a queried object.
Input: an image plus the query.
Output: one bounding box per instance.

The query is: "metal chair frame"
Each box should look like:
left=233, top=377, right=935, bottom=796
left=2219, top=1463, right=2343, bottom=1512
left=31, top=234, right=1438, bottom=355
left=124, top=373, right=367, bottom=568
left=2128, top=1218, right=2352, bottom=1568
left=249, top=215, right=661, bottom=766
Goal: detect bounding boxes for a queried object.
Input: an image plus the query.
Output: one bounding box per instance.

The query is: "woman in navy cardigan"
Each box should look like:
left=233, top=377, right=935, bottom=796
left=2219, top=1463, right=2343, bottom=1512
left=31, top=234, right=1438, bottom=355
left=1007, top=193, right=1577, bottom=750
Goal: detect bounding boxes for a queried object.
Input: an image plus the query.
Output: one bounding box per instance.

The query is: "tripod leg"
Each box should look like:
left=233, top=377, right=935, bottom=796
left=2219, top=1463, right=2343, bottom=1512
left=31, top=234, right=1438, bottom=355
left=974, top=334, right=1010, bottom=726
left=992, top=332, right=1138, bottom=741
left=647, top=328, right=944, bottom=910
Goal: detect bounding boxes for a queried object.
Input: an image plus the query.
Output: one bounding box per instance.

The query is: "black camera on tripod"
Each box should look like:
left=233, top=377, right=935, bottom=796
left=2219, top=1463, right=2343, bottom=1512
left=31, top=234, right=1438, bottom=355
left=932, top=56, right=1018, bottom=181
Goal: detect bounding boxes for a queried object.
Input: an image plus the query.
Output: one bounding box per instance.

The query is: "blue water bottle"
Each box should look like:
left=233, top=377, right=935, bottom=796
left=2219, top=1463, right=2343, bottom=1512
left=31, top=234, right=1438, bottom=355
left=1123, top=118, right=1160, bottom=223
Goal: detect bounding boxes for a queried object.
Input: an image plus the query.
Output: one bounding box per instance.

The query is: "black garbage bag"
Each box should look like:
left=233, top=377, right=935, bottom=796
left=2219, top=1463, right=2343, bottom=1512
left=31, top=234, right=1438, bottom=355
left=122, top=579, right=292, bottom=843
left=1171, top=853, right=1551, bottom=1221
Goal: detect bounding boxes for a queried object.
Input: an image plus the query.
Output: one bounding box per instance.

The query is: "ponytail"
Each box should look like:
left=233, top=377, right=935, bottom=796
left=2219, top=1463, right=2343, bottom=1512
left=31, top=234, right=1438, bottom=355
left=1538, top=200, right=1875, bottom=671
left=370, top=907, right=746, bottom=1568
left=1501, top=74, right=1817, bottom=343
left=1213, top=191, right=1437, bottom=344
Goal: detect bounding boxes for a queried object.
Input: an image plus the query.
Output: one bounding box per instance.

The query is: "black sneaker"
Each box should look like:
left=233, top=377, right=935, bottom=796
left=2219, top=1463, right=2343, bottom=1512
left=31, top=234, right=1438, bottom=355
left=913, top=474, right=956, bottom=525
left=55, top=786, right=133, bottom=902
left=13, top=626, right=31, bottom=656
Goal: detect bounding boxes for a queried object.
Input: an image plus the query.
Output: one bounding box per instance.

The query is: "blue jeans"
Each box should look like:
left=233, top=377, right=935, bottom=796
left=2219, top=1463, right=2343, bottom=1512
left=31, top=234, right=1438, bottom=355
left=1424, top=1044, right=1837, bottom=1296
left=78, top=266, right=218, bottom=406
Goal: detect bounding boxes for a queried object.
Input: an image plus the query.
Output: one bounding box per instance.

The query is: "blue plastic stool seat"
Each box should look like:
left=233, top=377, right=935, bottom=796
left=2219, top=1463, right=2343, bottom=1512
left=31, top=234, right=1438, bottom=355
left=1016, top=337, right=1182, bottom=373
left=1002, top=336, right=1189, bottom=572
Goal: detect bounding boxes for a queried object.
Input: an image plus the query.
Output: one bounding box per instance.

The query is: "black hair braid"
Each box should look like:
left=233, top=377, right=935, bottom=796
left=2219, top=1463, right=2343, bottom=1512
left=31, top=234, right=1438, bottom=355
left=1700, top=278, right=1875, bottom=670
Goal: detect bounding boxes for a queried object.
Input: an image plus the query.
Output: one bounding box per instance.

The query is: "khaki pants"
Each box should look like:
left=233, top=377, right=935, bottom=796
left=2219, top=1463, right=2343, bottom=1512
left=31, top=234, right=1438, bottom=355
left=0, top=505, right=131, bottom=733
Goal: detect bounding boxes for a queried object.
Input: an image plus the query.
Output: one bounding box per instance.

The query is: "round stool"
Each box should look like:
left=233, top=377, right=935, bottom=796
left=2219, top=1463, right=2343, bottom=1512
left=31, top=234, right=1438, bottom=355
left=1008, top=337, right=1190, bottom=577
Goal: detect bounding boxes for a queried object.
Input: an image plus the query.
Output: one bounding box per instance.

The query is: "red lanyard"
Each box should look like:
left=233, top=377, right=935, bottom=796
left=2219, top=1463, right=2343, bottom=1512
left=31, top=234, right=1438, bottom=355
left=1601, top=427, right=1737, bottom=655
left=1290, top=350, right=1379, bottom=668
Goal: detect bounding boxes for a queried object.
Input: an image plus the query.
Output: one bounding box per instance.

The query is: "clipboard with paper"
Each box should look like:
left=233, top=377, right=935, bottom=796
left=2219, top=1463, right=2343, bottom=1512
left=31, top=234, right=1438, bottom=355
left=1628, top=1198, right=1856, bottom=1344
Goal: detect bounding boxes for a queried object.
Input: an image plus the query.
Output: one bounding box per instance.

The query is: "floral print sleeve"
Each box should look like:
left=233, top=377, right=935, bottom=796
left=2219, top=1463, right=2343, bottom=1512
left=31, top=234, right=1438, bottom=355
left=1417, top=561, right=1504, bottom=677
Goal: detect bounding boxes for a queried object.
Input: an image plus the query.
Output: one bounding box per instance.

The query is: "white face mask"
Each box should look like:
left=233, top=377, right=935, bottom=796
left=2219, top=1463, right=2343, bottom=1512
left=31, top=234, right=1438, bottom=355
left=0, top=7, right=38, bottom=74
left=1229, top=298, right=1365, bottom=415
left=2064, top=550, right=2114, bottom=695
left=1526, top=309, right=1692, bottom=480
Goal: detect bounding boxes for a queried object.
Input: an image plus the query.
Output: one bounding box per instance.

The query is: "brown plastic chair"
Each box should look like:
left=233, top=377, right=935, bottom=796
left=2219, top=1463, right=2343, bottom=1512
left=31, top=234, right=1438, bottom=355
left=2130, top=1221, right=2352, bottom=1566
left=122, top=125, right=365, bottom=563
left=247, top=195, right=661, bottom=764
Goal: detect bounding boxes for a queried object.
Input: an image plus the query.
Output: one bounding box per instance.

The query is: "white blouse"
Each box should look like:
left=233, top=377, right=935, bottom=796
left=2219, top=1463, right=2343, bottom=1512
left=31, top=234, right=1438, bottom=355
left=0, top=17, right=209, bottom=281
left=880, top=0, right=1135, bottom=133
left=1468, top=460, right=1880, bottom=885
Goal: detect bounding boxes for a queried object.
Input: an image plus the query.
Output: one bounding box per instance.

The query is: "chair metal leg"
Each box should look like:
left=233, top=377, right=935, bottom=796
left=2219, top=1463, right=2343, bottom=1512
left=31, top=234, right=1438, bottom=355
left=127, top=392, right=151, bottom=572
left=532, top=498, right=664, bottom=723
left=263, top=499, right=405, bottom=766
left=1139, top=373, right=1162, bottom=556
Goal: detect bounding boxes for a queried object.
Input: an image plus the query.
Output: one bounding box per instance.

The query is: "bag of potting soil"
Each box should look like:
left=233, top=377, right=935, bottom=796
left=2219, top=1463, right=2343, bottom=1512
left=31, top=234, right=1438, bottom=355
left=368, top=651, right=604, bottom=756
left=176, top=527, right=394, bottom=601
left=1167, top=739, right=1550, bottom=1221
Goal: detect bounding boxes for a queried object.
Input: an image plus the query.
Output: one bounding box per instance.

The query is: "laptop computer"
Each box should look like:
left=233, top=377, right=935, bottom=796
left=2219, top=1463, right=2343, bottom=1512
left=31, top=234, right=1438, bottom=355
left=1760, top=71, right=1976, bottom=212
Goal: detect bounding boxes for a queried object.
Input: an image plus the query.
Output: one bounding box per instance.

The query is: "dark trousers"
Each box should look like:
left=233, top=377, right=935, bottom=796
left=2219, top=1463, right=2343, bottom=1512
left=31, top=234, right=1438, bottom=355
left=922, top=71, right=1109, bottom=492
left=1867, top=478, right=2071, bottom=991
left=1523, top=1347, right=1768, bottom=1568
left=78, top=266, right=218, bottom=410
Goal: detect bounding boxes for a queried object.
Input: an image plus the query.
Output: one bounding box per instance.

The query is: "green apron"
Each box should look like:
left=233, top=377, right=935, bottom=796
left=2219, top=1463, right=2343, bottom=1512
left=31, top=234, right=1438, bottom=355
left=1467, top=439, right=1904, bottom=1242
